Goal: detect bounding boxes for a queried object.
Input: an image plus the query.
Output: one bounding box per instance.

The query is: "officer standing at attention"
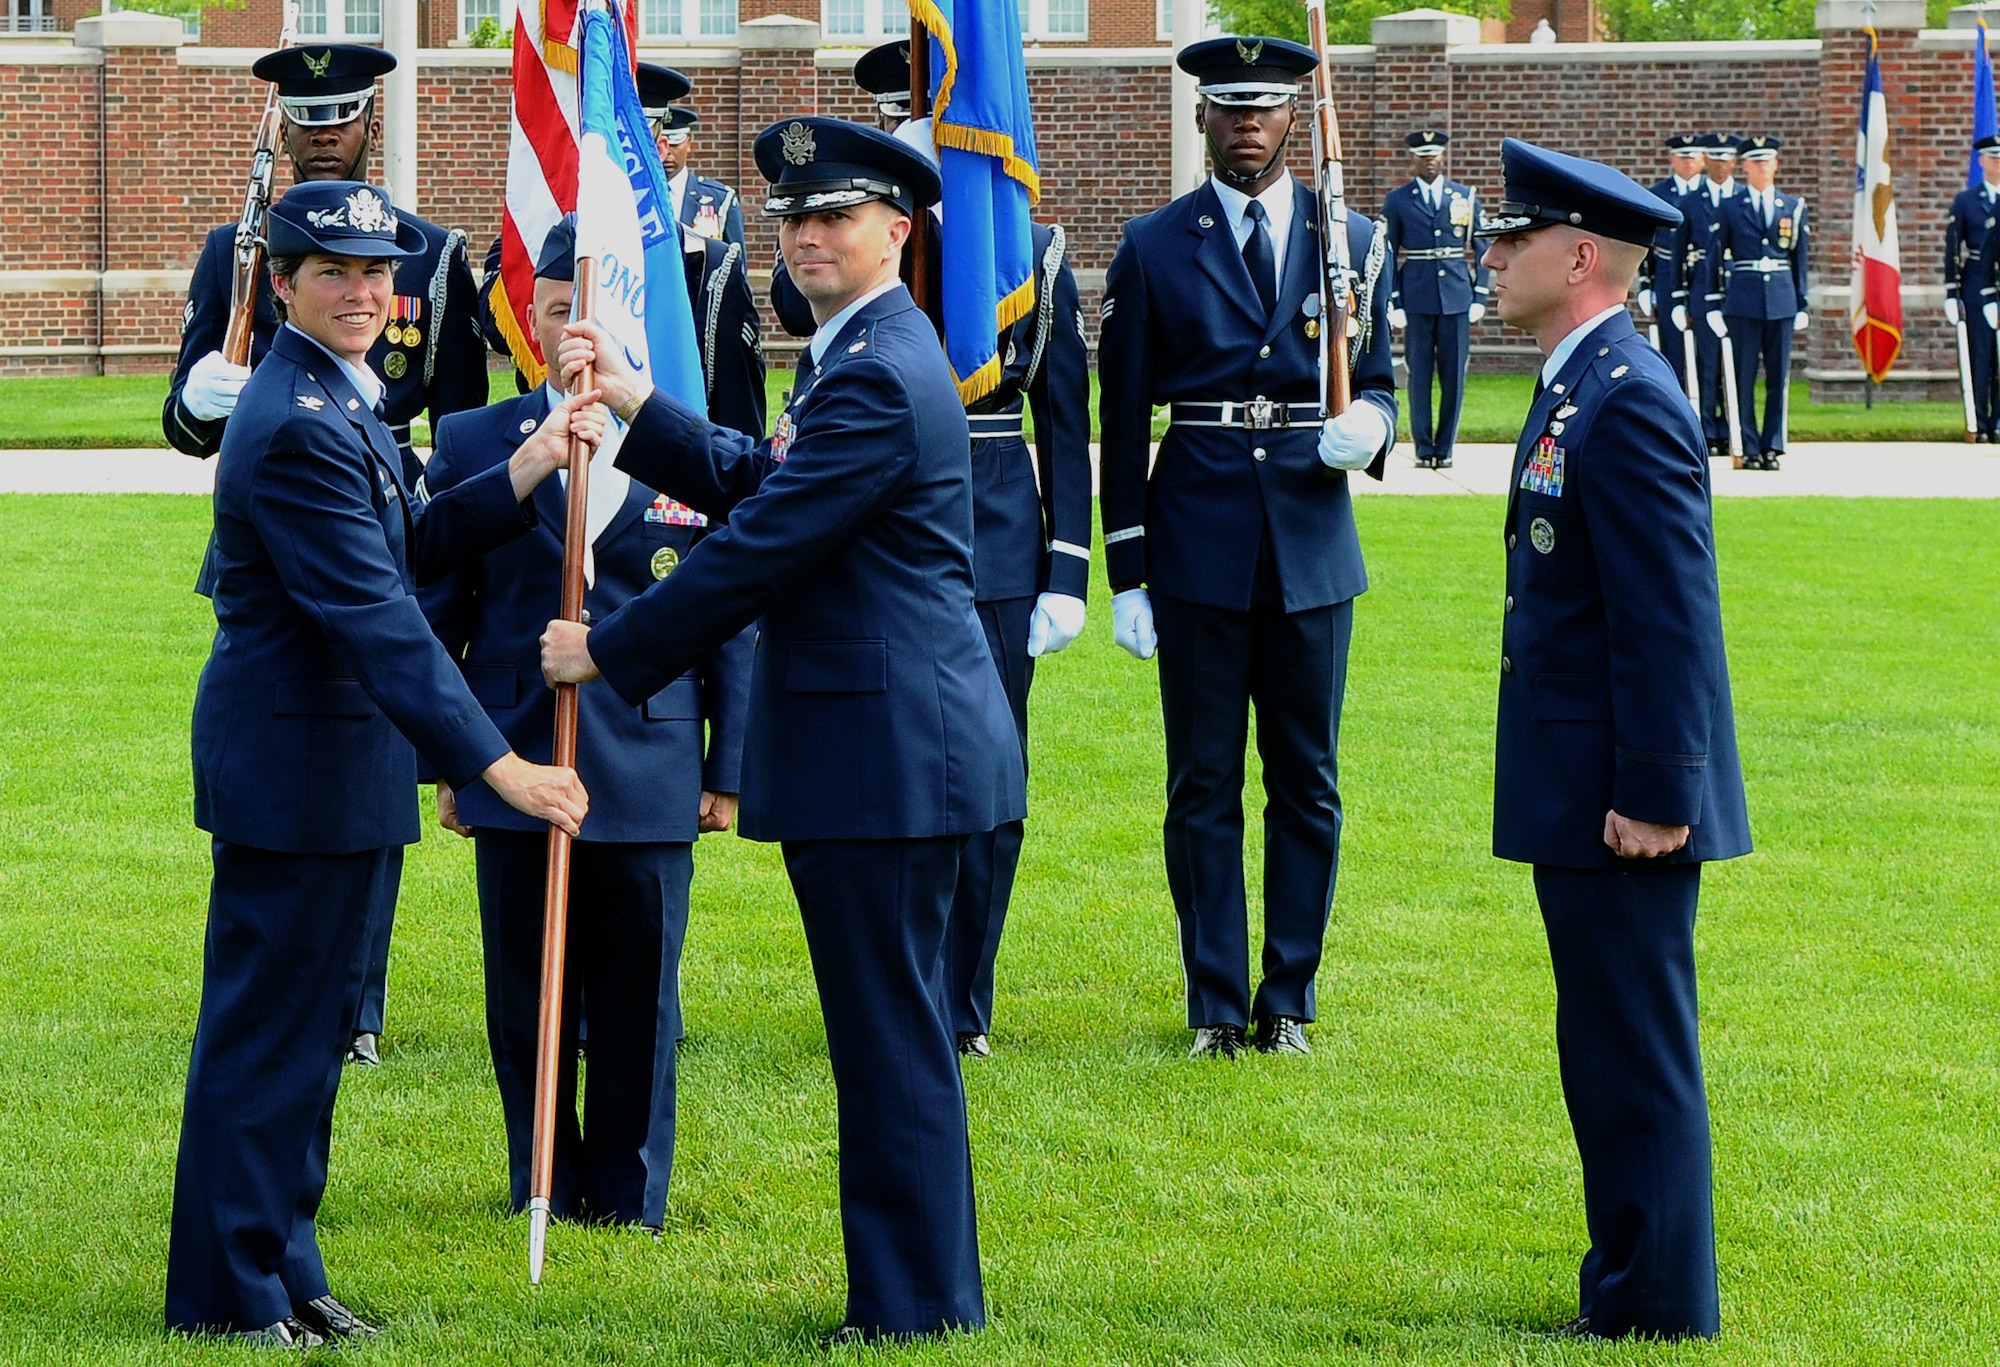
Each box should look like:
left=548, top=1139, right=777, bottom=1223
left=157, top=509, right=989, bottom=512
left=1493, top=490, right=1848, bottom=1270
left=1680, top=133, right=1739, bottom=457
left=166, top=181, right=589, bottom=1348
left=1717, top=134, right=1808, bottom=469
left=1475, top=138, right=1751, bottom=1342
left=640, top=64, right=745, bottom=249
left=419, top=215, right=750, bottom=1230
left=1637, top=134, right=1705, bottom=394
left=163, top=43, right=490, bottom=1069
left=1380, top=128, right=1488, bottom=469
left=1097, top=36, right=1398, bottom=1060
left=541, top=119, right=1022, bottom=1344
left=1944, top=135, right=2000, bottom=441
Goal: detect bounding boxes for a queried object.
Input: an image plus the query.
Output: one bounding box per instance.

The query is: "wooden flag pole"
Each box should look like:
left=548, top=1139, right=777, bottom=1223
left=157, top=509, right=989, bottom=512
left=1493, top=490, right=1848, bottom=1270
left=527, top=256, right=596, bottom=1286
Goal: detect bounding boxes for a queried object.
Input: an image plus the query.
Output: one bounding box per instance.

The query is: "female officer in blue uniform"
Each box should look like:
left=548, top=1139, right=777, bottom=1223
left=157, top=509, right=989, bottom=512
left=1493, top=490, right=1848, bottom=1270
left=1476, top=139, right=1751, bottom=1342
left=165, top=181, right=589, bottom=1349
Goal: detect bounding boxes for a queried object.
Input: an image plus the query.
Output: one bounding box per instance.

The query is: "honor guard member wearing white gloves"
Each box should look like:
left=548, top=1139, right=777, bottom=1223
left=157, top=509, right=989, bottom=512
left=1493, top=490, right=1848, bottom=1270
left=165, top=181, right=589, bottom=1349
left=1097, top=36, right=1398, bottom=1060
left=541, top=118, right=1021, bottom=1344
left=1945, top=135, right=2000, bottom=441
left=1716, top=134, right=1808, bottom=469
left=638, top=63, right=745, bottom=249
left=162, top=43, right=489, bottom=1068
left=418, top=216, right=751, bottom=1229
left=1476, top=138, right=1751, bottom=1342
left=1680, top=133, right=1739, bottom=456
left=1380, top=128, right=1489, bottom=468
left=1637, top=134, right=1706, bottom=393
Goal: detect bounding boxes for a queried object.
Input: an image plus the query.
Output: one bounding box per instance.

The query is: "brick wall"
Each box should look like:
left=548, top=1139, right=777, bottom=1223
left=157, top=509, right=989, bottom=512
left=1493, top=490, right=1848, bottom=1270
left=0, top=13, right=1983, bottom=395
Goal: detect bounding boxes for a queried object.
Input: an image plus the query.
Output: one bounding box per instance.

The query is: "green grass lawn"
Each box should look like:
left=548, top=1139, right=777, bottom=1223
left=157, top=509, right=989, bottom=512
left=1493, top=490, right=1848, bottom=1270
left=0, top=371, right=1976, bottom=448
left=0, top=494, right=1997, bottom=1364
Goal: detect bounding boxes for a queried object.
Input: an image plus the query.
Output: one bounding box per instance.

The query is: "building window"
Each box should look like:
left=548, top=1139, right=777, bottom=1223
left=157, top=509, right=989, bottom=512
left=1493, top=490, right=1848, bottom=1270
left=1157, top=0, right=1218, bottom=41
left=823, top=0, right=906, bottom=40
left=1019, top=0, right=1084, bottom=39
left=643, top=0, right=735, bottom=38
left=295, top=0, right=382, bottom=38
left=460, top=0, right=503, bottom=39
left=698, top=0, right=736, bottom=35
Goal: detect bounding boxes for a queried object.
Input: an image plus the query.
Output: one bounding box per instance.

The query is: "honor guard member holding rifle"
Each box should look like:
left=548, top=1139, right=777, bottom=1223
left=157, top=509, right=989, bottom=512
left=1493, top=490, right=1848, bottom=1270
left=640, top=63, right=746, bottom=249
left=1680, top=133, right=1740, bottom=457
left=1380, top=128, right=1489, bottom=469
left=769, top=42, right=1094, bottom=1059
left=1098, top=36, right=1398, bottom=1060
left=1475, top=138, right=1750, bottom=1342
left=419, top=215, right=751, bottom=1230
left=1638, top=134, right=1706, bottom=393
left=166, top=181, right=590, bottom=1348
left=1716, top=134, right=1808, bottom=469
left=1944, top=135, right=2000, bottom=441
left=542, top=118, right=1022, bottom=1343
left=164, top=42, right=489, bottom=1068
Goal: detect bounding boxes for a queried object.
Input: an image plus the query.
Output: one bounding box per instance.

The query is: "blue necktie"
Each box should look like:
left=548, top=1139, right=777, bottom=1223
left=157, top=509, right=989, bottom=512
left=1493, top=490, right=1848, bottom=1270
left=1243, top=200, right=1278, bottom=318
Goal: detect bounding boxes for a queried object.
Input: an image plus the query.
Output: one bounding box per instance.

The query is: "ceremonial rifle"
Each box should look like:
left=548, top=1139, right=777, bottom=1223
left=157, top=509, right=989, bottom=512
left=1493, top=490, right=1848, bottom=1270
left=1302, top=0, right=1352, bottom=418
left=1955, top=313, right=1978, bottom=441
left=907, top=27, right=933, bottom=315
left=527, top=257, right=597, bottom=1286
left=222, top=2, right=301, bottom=367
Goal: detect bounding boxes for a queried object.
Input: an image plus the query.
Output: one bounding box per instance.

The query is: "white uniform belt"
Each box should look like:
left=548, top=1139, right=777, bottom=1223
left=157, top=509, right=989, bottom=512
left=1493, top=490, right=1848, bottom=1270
left=1169, top=400, right=1321, bottom=430
left=967, top=413, right=1024, bottom=440
left=1402, top=248, right=1465, bottom=261
left=1729, top=258, right=1792, bottom=273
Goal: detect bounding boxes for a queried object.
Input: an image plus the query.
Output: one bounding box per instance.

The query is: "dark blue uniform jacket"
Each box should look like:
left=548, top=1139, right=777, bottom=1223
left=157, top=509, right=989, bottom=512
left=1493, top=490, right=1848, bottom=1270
left=419, top=389, right=753, bottom=842
left=1495, top=311, right=1752, bottom=869
left=678, top=172, right=746, bottom=249
left=193, top=326, right=532, bottom=855
left=1381, top=176, right=1490, bottom=314
left=588, top=286, right=1026, bottom=843
left=1717, top=189, right=1809, bottom=320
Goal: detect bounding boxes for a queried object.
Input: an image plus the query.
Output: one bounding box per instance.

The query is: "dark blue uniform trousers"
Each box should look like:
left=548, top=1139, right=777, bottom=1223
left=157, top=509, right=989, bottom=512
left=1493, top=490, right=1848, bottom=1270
left=1153, top=591, right=1351, bottom=1029
left=166, top=841, right=384, bottom=1333
left=782, top=836, right=984, bottom=1338
left=474, top=829, right=690, bottom=1227
left=1534, top=862, right=1719, bottom=1340
left=1656, top=309, right=1690, bottom=393
left=946, top=595, right=1034, bottom=1037
left=1694, top=326, right=1729, bottom=448
left=1405, top=310, right=1470, bottom=460
left=1728, top=318, right=1792, bottom=456
left=351, top=847, right=400, bottom=1038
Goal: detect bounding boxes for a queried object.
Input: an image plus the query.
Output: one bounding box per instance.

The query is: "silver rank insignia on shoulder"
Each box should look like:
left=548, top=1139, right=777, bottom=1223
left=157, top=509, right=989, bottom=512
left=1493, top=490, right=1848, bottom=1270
left=1610, top=364, right=1630, bottom=378
left=347, top=398, right=360, bottom=411
left=849, top=339, right=868, bottom=354
left=297, top=395, right=325, bottom=411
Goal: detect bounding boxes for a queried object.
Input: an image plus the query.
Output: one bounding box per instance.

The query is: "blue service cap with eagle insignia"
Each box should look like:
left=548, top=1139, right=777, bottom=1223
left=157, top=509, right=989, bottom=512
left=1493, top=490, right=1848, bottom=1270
left=854, top=39, right=915, bottom=118
left=1703, top=132, right=1740, bottom=159
left=535, top=212, right=579, bottom=281
left=266, top=181, right=425, bottom=258
left=637, top=63, right=692, bottom=122
left=753, top=116, right=940, bottom=219
left=1663, top=133, right=1704, bottom=153
left=1405, top=129, right=1450, bottom=155
left=1474, top=138, right=1681, bottom=245
left=1737, top=133, right=1783, bottom=161
left=659, top=106, right=701, bottom=144
left=252, top=44, right=395, bottom=127
left=1178, top=36, right=1317, bottom=107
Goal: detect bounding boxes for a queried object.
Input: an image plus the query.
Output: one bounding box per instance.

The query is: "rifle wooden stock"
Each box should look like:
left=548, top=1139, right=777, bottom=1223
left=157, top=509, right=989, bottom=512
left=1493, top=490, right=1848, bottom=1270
left=1303, top=0, right=1352, bottom=418
left=223, top=4, right=300, bottom=368
left=907, top=30, right=932, bottom=315
left=528, top=259, right=596, bottom=1286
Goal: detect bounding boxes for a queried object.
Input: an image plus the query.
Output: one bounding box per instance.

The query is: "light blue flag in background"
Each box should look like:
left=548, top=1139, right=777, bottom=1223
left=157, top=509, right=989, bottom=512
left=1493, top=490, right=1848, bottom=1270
left=920, top=0, right=1040, bottom=403
left=1971, top=21, right=1996, bottom=191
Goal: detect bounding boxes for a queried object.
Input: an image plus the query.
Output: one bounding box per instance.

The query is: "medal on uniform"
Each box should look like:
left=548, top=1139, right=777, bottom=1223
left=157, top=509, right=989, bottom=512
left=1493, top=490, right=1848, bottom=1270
left=386, top=324, right=404, bottom=346
left=1530, top=516, right=1555, bottom=553
left=1519, top=434, right=1565, bottom=497
left=1304, top=319, right=1320, bottom=339
left=384, top=352, right=408, bottom=379
left=1777, top=216, right=1792, bottom=250
left=388, top=297, right=422, bottom=351
left=644, top=493, right=706, bottom=527
left=771, top=409, right=796, bottom=462
left=694, top=202, right=722, bottom=238
left=650, top=545, right=680, bottom=580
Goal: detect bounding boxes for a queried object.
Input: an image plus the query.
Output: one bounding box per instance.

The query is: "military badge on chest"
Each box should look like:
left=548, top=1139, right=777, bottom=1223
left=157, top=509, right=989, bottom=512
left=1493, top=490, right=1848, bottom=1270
left=1776, top=215, right=1794, bottom=250
left=693, top=198, right=722, bottom=239
left=383, top=296, right=422, bottom=379
left=644, top=493, right=707, bottom=528
left=1449, top=193, right=1472, bottom=235
left=1520, top=432, right=1566, bottom=498
left=771, top=408, right=797, bottom=463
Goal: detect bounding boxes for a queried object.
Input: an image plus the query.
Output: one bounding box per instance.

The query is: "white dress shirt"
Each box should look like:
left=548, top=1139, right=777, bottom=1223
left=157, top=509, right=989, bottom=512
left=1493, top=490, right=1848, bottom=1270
left=1209, top=170, right=1295, bottom=284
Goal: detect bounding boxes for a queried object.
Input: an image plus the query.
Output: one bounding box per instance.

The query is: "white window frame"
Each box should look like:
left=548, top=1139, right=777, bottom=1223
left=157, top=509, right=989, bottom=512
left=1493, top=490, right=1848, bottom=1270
left=820, top=0, right=907, bottom=43
left=458, top=0, right=504, bottom=40
left=1020, top=0, right=1085, bottom=41
left=1157, top=0, right=1219, bottom=42
left=296, top=0, right=383, bottom=39
left=639, top=0, right=738, bottom=39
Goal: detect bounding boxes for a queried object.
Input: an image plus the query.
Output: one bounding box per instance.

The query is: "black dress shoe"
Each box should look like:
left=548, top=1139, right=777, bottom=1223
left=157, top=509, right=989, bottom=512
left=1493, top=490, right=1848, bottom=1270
left=1762, top=452, right=1780, bottom=471
left=1188, top=1024, right=1246, bottom=1059
left=1434, top=455, right=1454, bottom=469
left=1252, top=1015, right=1310, bottom=1055
left=293, top=1294, right=380, bottom=1341
left=225, top=1317, right=324, bottom=1349
left=955, top=1032, right=991, bottom=1059
left=1528, top=1315, right=1604, bottom=1341
left=819, top=1324, right=938, bottom=1349
left=346, top=1032, right=380, bottom=1066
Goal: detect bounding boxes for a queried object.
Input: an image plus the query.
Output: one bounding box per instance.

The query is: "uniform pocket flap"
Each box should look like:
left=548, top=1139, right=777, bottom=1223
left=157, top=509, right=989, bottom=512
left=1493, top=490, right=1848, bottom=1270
left=784, top=640, right=889, bottom=694
left=461, top=663, right=519, bottom=709
left=644, top=673, right=703, bottom=720
left=1532, top=672, right=1612, bottom=722
left=272, top=677, right=374, bottom=717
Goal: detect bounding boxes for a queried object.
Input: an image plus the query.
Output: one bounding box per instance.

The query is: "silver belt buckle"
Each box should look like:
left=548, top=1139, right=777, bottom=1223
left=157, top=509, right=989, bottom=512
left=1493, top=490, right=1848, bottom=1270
left=1245, top=397, right=1275, bottom=430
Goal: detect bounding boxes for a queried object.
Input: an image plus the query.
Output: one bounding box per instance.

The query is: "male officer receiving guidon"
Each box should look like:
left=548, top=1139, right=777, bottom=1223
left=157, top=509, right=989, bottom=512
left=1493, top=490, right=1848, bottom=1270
left=1475, top=138, right=1752, bottom=1342
left=1097, top=35, right=1397, bottom=1060
left=541, top=118, right=1022, bottom=1345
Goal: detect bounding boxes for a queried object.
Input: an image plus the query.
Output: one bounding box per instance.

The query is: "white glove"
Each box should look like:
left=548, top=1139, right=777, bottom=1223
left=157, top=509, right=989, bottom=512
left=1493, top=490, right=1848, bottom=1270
left=1984, top=302, right=1997, bottom=331
left=1467, top=302, right=1486, bottom=325
left=1111, top=587, right=1156, bottom=661
left=1387, top=305, right=1407, bottom=330
left=1706, top=312, right=1730, bottom=339
left=1794, top=310, right=1811, bottom=331
left=1025, top=592, right=1087, bottom=658
left=182, top=350, right=253, bottom=422
left=1945, top=297, right=1963, bottom=327
left=1318, top=403, right=1390, bottom=472
left=1637, top=288, right=1654, bottom=316
left=1671, top=304, right=1689, bottom=332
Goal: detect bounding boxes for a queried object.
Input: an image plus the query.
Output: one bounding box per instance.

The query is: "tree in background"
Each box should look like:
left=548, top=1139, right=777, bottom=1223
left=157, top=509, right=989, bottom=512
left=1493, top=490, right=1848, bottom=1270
left=1207, top=0, right=1507, bottom=46
left=109, top=0, right=242, bottom=26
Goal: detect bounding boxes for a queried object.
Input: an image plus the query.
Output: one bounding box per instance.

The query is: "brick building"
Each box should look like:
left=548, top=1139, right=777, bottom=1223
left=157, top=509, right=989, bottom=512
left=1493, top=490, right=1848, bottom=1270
left=0, top=0, right=1982, bottom=399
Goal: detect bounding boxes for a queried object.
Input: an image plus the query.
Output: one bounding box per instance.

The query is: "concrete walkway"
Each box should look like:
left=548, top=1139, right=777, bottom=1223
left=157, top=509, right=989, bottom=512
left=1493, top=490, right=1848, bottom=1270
left=3, top=441, right=1999, bottom=497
